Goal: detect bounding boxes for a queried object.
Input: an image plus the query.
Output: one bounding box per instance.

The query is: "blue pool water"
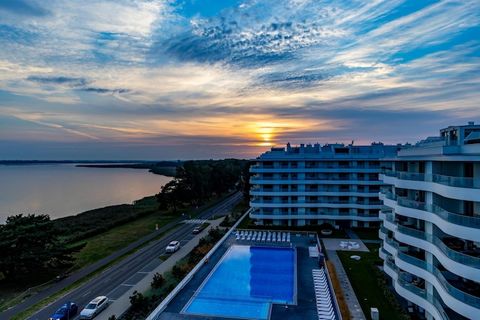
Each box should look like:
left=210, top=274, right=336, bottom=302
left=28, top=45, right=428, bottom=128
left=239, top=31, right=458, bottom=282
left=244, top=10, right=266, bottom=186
left=184, top=245, right=295, bottom=319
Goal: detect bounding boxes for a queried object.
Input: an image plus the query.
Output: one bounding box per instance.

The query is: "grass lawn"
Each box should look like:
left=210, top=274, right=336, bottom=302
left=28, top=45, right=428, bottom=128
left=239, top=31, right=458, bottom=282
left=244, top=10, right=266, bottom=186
left=337, top=244, right=409, bottom=320
left=351, top=227, right=381, bottom=240
left=71, top=212, right=177, bottom=269
left=1, top=193, right=234, bottom=313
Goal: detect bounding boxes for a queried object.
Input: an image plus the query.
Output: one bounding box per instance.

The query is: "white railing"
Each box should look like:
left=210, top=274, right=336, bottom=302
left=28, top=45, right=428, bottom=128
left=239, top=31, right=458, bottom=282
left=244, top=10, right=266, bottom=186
left=146, top=209, right=251, bottom=320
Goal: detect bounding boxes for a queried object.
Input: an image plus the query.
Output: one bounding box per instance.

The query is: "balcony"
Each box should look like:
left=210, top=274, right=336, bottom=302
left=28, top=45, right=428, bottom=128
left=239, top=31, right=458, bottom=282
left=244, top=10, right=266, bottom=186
left=394, top=225, right=480, bottom=268
left=382, top=191, right=480, bottom=230
left=435, top=268, right=480, bottom=309
left=383, top=170, right=480, bottom=189
left=386, top=236, right=480, bottom=312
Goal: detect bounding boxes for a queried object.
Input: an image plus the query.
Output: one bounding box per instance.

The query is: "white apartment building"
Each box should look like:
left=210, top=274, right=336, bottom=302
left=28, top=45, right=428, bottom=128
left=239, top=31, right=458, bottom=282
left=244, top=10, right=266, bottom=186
left=249, top=142, right=398, bottom=227
left=379, top=123, right=480, bottom=320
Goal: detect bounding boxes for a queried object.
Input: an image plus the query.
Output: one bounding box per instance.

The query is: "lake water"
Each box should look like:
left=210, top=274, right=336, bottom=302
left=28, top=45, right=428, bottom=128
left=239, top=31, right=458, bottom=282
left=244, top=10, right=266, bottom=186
left=0, top=164, right=172, bottom=223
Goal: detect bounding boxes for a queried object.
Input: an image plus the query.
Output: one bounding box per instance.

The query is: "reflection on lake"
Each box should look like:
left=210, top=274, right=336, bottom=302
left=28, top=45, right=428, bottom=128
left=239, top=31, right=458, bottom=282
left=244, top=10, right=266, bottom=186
left=0, top=164, right=172, bottom=222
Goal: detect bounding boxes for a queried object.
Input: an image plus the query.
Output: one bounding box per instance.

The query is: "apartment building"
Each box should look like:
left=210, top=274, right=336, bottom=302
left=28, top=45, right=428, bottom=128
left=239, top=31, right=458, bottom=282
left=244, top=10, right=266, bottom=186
left=249, top=142, right=398, bottom=227
left=379, top=123, right=480, bottom=320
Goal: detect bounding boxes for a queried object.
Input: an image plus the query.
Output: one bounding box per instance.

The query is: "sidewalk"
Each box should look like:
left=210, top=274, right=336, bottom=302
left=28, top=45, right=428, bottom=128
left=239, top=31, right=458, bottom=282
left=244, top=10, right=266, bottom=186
left=327, top=250, right=366, bottom=320
left=96, top=218, right=224, bottom=320
left=0, top=218, right=182, bottom=319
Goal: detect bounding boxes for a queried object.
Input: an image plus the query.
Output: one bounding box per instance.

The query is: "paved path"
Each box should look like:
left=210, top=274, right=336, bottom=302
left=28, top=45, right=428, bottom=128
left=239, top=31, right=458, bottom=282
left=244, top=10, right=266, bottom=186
left=1, top=192, right=242, bottom=320
left=1, top=218, right=183, bottom=319
left=327, top=250, right=367, bottom=320
left=96, top=218, right=225, bottom=320
left=346, top=228, right=360, bottom=239
left=27, top=192, right=242, bottom=320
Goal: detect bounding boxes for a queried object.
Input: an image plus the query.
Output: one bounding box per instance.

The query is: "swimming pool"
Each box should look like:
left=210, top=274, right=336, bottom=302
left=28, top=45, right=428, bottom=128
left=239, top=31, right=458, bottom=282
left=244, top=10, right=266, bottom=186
left=183, top=245, right=296, bottom=319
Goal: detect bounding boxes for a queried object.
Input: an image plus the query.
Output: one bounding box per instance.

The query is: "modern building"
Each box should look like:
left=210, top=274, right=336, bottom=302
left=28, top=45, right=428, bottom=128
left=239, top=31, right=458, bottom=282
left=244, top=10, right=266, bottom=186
left=379, top=123, right=480, bottom=320
left=249, top=142, right=398, bottom=227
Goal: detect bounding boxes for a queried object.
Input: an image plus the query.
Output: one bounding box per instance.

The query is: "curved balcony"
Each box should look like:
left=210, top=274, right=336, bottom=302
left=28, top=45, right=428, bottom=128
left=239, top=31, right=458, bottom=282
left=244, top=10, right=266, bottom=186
left=380, top=222, right=480, bottom=282
left=383, top=259, right=447, bottom=320
left=384, top=237, right=480, bottom=318
left=380, top=173, right=480, bottom=202
left=383, top=171, right=479, bottom=189
left=394, top=225, right=480, bottom=274
left=380, top=192, right=480, bottom=242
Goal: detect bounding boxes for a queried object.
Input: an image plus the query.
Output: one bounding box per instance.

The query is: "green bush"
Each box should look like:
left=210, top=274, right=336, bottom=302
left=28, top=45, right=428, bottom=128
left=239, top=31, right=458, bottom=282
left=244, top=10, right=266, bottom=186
left=151, top=273, right=165, bottom=289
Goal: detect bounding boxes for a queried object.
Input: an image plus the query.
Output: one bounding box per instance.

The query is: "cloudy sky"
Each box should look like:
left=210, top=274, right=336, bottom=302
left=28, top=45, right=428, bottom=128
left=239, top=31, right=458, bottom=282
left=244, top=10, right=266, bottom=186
left=0, top=0, right=479, bottom=160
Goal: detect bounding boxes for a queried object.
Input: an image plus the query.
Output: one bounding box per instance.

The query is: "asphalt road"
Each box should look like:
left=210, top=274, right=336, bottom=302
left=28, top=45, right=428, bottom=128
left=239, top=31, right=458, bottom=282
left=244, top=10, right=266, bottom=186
left=26, top=192, right=243, bottom=320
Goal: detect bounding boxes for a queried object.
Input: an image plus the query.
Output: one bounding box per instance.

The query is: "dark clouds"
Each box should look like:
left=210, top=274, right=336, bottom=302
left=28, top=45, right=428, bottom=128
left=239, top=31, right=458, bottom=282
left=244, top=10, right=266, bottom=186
left=0, top=0, right=49, bottom=17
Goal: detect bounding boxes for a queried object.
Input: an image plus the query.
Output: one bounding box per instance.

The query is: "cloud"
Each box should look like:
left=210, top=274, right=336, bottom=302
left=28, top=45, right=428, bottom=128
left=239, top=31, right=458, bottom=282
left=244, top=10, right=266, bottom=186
left=0, top=0, right=479, bottom=159
left=80, top=87, right=130, bottom=94
left=0, top=0, right=49, bottom=17
left=27, top=75, right=88, bottom=87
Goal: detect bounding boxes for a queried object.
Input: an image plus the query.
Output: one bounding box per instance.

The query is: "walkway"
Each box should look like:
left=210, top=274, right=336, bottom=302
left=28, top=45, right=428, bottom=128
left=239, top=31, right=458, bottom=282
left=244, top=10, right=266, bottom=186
left=327, top=250, right=366, bottom=320
left=0, top=218, right=182, bottom=319
left=96, top=218, right=225, bottom=320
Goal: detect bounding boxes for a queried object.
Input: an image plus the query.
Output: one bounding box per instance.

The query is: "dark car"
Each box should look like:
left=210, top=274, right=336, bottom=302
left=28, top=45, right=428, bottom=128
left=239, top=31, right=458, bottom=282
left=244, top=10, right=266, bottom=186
left=49, top=302, right=78, bottom=320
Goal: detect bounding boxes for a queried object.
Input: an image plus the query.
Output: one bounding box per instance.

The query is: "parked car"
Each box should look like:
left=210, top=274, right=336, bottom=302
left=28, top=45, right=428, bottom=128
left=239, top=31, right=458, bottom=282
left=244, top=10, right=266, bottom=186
left=79, top=296, right=109, bottom=319
left=165, top=240, right=180, bottom=253
left=49, top=302, right=78, bottom=320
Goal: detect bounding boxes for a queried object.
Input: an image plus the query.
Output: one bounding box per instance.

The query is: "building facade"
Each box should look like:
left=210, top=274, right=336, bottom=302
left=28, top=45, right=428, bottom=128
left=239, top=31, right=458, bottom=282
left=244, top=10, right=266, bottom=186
left=249, top=142, right=398, bottom=227
left=379, top=123, right=480, bottom=320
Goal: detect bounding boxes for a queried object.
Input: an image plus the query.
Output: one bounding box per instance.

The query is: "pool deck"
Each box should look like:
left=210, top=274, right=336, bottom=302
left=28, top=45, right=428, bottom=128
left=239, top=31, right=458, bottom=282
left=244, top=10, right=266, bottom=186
left=159, top=231, right=322, bottom=320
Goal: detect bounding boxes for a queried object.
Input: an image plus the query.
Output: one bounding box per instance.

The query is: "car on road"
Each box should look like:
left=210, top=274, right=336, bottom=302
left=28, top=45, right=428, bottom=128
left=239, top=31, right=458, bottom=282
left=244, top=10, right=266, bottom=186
left=49, top=302, right=78, bottom=320
left=79, top=296, right=109, bottom=319
left=165, top=240, right=180, bottom=253
left=192, top=226, right=202, bottom=234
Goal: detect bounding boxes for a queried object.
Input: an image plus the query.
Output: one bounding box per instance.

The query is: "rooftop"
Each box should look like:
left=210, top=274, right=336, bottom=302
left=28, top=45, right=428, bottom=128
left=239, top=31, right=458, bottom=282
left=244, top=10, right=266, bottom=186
left=397, top=122, right=480, bottom=159
left=257, top=143, right=399, bottom=160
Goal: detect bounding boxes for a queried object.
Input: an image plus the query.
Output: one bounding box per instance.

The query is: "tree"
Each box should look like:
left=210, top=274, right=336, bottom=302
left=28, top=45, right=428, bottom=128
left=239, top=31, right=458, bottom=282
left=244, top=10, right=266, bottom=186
left=129, top=291, right=148, bottom=311
left=0, top=214, right=72, bottom=279
left=151, top=272, right=165, bottom=289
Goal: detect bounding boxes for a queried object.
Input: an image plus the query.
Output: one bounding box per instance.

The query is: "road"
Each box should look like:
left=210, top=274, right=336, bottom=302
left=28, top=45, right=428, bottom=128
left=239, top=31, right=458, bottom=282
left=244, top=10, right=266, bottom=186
left=22, top=192, right=242, bottom=320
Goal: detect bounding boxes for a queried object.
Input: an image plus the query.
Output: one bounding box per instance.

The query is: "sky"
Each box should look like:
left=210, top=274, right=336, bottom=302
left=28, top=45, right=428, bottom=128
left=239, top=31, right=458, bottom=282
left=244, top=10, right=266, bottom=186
left=0, top=0, right=479, bottom=160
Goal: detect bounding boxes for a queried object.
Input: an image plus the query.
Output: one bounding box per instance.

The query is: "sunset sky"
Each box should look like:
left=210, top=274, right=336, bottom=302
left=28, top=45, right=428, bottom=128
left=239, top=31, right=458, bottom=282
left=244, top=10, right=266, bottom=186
left=0, top=0, right=479, bottom=160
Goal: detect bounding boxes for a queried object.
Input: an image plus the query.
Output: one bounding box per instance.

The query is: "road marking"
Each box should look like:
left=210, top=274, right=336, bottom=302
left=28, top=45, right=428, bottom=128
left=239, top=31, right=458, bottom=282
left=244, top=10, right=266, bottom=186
left=120, top=283, right=134, bottom=287
left=138, top=271, right=150, bottom=274
left=82, top=290, right=91, bottom=297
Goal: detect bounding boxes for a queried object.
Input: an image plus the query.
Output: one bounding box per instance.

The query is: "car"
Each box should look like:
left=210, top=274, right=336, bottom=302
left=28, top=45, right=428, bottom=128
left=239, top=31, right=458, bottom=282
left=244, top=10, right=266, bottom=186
left=192, top=226, right=202, bottom=234
left=79, top=296, right=109, bottom=319
left=165, top=240, right=180, bottom=253
left=49, top=302, right=78, bottom=320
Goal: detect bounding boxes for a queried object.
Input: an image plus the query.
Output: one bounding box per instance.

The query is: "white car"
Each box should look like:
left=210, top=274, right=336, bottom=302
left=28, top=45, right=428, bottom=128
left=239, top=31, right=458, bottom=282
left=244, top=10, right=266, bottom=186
left=165, top=240, right=180, bottom=253
left=80, top=296, right=109, bottom=319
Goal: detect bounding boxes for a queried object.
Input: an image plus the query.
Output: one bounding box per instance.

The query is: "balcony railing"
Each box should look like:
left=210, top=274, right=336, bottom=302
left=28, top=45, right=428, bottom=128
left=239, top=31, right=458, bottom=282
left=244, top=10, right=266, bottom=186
left=386, top=236, right=480, bottom=309
left=382, top=170, right=479, bottom=189
left=395, top=226, right=480, bottom=268
left=384, top=192, right=480, bottom=229
left=434, top=268, right=480, bottom=308
left=431, top=204, right=480, bottom=228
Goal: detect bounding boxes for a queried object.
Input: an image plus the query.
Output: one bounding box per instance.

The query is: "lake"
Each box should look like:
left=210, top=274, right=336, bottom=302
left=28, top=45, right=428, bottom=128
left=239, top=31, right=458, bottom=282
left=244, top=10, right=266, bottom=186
left=0, top=164, right=172, bottom=223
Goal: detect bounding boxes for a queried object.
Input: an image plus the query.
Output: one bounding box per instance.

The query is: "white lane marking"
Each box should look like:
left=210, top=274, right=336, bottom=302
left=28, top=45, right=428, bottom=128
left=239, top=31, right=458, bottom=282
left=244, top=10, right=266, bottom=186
left=81, top=290, right=91, bottom=297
